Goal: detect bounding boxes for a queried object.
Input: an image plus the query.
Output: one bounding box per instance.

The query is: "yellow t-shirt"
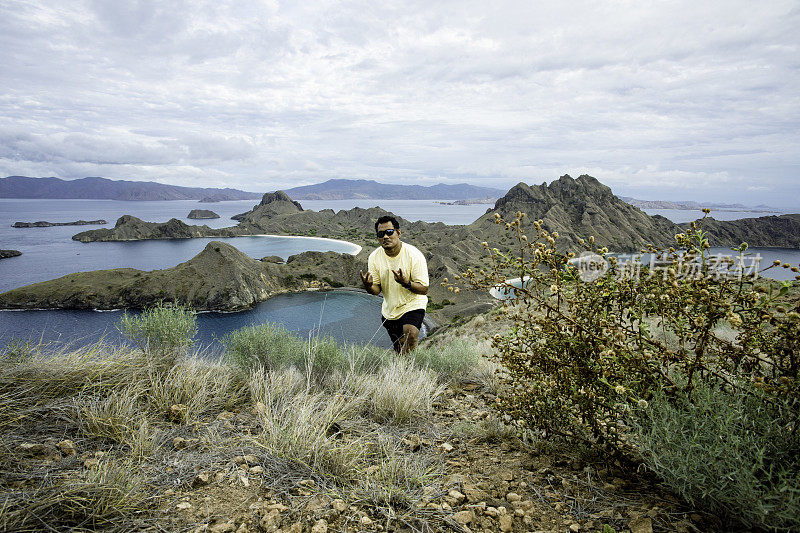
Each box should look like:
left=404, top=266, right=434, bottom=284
left=368, top=242, right=429, bottom=320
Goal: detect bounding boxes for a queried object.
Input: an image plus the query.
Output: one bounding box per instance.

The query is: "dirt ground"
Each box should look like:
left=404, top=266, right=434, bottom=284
left=143, top=379, right=711, bottom=533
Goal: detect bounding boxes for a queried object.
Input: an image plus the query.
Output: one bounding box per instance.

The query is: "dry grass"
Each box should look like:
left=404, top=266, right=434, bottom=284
left=144, top=357, right=247, bottom=422
left=355, top=436, right=442, bottom=509
left=0, top=331, right=485, bottom=531
left=73, top=391, right=145, bottom=447
left=362, top=358, right=445, bottom=424
left=451, top=416, right=517, bottom=444
left=0, top=458, right=153, bottom=532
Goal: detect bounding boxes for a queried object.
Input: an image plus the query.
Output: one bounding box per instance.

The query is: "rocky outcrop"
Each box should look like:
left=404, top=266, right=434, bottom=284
left=472, top=174, right=680, bottom=252
left=0, top=242, right=363, bottom=311
left=187, top=209, right=220, bottom=219
left=13, top=220, right=106, bottom=228
left=0, top=249, right=22, bottom=259
left=237, top=203, right=392, bottom=237
left=683, top=214, right=800, bottom=249
left=232, top=191, right=304, bottom=220
left=72, top=215, right=241, bottom=242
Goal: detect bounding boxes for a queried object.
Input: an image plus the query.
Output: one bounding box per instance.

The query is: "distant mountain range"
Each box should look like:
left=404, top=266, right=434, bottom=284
left=0, top=176, right=262, bottom=201
left=1, top=176, right=504, bottom=202
left=620, top=196, right=778, bottom=213
left=282, top=179, right=504, bottom=200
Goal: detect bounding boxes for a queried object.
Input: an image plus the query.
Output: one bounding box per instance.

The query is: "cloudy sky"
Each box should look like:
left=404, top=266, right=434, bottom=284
left=1, top=1, right=798, bottom=207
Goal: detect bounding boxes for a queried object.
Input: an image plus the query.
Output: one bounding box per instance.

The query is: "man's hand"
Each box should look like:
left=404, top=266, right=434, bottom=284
left=360, top=270, right=380, bottom=295
left=360, top=270, right=373, bottom=288
left=392, top=268, right=410, bottom=287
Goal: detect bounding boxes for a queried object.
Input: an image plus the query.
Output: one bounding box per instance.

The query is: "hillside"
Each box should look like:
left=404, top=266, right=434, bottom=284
left=282, top=178, right=504, bottom=200
left=473, top=174, right=681, bottom=251
left=684, top=214, right=800, bottom=248
left=0, top=176, right=262, bottom=201
left=0, top=242, right=365, bottom=311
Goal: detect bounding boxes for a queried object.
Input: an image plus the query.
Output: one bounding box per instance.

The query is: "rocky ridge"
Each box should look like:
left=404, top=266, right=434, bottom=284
left=682, top=214, right=800, bottom=248
left=473, top=175, right=681, bottom=252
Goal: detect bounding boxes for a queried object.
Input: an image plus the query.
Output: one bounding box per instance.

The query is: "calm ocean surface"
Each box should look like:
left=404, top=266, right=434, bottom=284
left=0, top=198, right=478, bottom=350
left=0, top=198, right=797, bottom=350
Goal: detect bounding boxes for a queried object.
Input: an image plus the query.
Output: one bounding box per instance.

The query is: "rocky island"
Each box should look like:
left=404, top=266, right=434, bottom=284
left=13, top=219, right=106, bottom=228
left=187, top=209, right=220, bottom=219
left=72, top=215, right=241, bottom=242
left=0, top=249, right=22, bottom=259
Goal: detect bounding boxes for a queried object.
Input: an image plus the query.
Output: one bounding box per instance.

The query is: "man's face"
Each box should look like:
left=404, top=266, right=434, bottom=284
left=376, top=221, right=400, bottom=251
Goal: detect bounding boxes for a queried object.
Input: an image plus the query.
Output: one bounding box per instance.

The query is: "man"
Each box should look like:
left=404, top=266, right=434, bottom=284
left=360, top=215, right=429, bottom=353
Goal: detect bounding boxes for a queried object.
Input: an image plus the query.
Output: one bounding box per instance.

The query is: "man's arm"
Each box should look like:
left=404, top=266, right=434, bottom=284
left=406, top=279, right=428, bottom=295
left=360, top=270, right=381, bottom=295
left=392, top=268, right=428, bottom=295
left=406, top=247, right=429, bottom=295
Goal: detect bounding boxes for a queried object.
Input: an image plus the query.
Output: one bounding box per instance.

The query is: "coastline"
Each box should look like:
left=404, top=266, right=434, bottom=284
left=248, top=233, right=362, bottom=255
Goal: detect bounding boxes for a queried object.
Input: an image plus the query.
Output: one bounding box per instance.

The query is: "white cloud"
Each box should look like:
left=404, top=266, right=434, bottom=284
left=0, top=0, right=798, bottom=207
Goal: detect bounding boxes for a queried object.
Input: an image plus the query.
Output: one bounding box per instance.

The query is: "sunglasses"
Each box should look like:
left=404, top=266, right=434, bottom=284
left=376, top=228, right=397, bottom=238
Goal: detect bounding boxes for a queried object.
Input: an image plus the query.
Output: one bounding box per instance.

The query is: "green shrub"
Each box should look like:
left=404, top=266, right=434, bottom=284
left=222, top=323, right=305, bottom=371
left=299, top=273, right=317, bottom=280
left=222, top=323, right=347, bottom=376
left=307, top=335, right=348, bottom=374
left=457, top=213, right=800, bottom=450
left=631, top=374, right=800, bottom=531
left=322, top=276, right=344, bottom=288
left=410, top=338, right=480, bottom=380
left=117, top=302, right=197, bottom=358
left=426, top=300, right=444, bottom=311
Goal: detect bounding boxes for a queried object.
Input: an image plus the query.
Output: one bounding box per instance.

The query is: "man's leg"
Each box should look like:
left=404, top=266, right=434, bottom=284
left=383, top=317, right=404, bottom=353
left=398, top=324, right=419, bottom=354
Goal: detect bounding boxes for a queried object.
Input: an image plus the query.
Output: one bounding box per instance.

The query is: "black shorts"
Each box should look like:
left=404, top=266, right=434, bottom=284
left=382, top=309, right=425, bottom=344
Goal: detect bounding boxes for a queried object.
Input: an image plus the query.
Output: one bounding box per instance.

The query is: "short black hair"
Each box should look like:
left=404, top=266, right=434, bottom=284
left=375, top=215, right=399, bottom=232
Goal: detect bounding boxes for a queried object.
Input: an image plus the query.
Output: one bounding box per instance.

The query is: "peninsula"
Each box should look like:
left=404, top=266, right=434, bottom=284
left=0, top=242, right=364, bottom=311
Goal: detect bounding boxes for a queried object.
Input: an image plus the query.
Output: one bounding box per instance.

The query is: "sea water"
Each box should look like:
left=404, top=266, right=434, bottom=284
left=0, top=198, right=797, bottom=349
left=0, top=198, right=467, bottom=350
